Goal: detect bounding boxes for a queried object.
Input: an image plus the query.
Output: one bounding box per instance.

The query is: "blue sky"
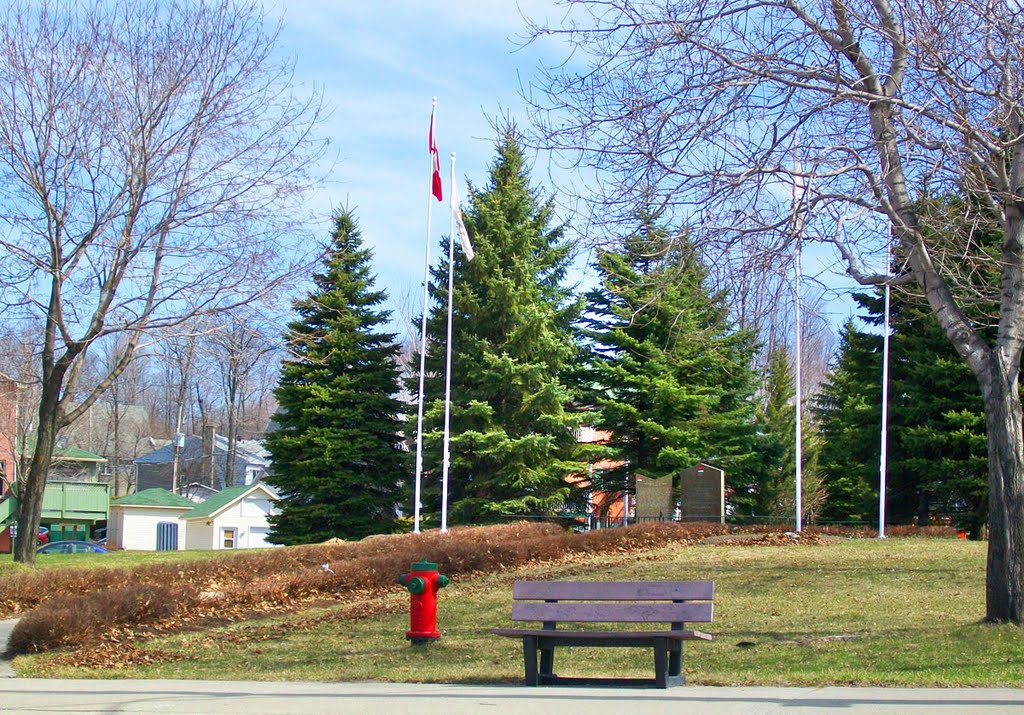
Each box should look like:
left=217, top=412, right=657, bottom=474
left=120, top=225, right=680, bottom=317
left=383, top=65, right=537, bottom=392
left=270, top=1, right=571, bottom=325
left=269, top=2, right=863, bottom=333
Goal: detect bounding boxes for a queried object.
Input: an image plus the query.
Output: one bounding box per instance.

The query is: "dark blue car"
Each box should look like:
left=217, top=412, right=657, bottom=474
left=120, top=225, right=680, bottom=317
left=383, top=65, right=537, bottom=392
left=36, top=540, right=109, bottom=554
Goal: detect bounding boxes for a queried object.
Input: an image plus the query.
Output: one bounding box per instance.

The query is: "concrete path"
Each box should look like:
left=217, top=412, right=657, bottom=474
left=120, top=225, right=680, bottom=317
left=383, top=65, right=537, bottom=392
left=0, top=622, right=1021, bottom=713
left=0, top=680, right=1020, bottom=714
left=0, top=618, right=18, bottom=678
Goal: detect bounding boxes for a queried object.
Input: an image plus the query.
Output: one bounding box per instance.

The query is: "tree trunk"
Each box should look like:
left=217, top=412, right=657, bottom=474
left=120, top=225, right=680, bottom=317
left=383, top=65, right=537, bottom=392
left=980, top=355, right=1024, bottom=623
left=13, top=386, right=61, bottom=565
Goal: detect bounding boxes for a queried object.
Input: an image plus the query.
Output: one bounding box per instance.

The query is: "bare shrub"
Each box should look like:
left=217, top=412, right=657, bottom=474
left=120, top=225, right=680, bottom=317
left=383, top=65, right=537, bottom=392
left=7, top=584, right=179, bottom=655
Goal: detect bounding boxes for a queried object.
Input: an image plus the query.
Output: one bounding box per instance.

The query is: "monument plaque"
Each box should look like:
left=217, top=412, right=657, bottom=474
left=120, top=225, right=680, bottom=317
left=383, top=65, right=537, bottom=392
left=678, top=463, right=725, bottom=523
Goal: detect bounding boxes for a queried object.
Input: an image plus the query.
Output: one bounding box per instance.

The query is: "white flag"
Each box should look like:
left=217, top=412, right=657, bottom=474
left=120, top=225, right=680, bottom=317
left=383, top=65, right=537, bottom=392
left=451, top=182, right=475, bottom=261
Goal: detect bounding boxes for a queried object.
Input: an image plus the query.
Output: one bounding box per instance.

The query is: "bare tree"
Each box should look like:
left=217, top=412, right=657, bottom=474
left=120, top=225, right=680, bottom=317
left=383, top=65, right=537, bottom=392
left=99, top=337, right=150, bottom=496
left=527, top=0, right=1024, bottom=623
left=0, top=0, right=325, bottom=564
left=203, top=311, right=279, bottom=486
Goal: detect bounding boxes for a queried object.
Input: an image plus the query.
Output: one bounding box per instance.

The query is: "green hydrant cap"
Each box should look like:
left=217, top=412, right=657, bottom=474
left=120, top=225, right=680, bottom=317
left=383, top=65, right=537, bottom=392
left=410, top=561, right=438, bottom=571
left=438, top=574, right=450, bottom=588
left=407, top=576, right=427, bottom=595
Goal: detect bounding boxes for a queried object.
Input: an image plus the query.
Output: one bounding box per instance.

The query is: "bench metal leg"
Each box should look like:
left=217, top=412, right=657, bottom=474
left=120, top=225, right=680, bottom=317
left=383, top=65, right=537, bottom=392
left=523, top=637, right=539, bottom=686
left=539, top=644, right=555, bottom=678
left=668, top=640, right=683, bottom=678
left=653, top=639, right=668, bottom=689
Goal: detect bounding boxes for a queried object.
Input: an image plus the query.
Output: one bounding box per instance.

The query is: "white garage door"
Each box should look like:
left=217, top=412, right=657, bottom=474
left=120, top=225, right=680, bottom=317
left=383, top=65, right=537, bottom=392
left=249, top=527, right=272, bottom=548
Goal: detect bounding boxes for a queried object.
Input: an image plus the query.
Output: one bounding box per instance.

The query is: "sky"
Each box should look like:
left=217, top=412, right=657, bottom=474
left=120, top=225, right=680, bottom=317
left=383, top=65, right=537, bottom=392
left=268, top=1, right=573, bottom=325
left=268, top=1, right=863, bottom=334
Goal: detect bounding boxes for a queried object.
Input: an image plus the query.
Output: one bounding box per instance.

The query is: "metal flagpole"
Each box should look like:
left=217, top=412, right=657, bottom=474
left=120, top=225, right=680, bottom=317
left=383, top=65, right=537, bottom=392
left=794, top=230, right=804, bottom=533
left=878, top=236, right=892, bottom=539
left=792, top=158, right=806, bottom=533
left=413, top=98, right=438, bottom=534
left=440, top=152, right=457, bottom=534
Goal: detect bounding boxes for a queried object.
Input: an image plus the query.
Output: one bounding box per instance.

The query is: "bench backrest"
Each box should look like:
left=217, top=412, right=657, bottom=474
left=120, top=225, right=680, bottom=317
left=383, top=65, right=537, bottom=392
left=510, top=580, right=714, bottom=624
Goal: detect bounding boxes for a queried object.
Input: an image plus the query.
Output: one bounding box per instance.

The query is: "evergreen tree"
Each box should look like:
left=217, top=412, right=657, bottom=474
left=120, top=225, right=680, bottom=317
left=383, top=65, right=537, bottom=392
left=581, top=220, right=760, bottom=507
left=417, top=130, right=583, bottom=523
left=749, top=347, right=825, bottom=521
left=265, top=211, right=408, bottom=543
left=813, top=292, right=989, bottom=534
left=812, top=317, right=880, bottom=523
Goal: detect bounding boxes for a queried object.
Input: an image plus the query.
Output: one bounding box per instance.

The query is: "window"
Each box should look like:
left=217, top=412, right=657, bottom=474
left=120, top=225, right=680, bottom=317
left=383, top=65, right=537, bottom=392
left=221, top=527, right=237, bottom=549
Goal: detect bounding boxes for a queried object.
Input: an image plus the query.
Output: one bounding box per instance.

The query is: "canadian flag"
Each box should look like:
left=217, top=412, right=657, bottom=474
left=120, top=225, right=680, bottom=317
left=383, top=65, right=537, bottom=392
left=429, top=107, right=442, bottom=202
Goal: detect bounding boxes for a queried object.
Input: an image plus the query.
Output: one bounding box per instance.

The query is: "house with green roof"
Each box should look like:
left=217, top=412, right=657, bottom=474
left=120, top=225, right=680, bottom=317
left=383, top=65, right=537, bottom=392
left=0, top=443, right=111, bottom=552
left=108, top=488, right=195, bottom=551
left=108, top=483, right=281, bottom=551
left=182, top=482, right=279, bottom=550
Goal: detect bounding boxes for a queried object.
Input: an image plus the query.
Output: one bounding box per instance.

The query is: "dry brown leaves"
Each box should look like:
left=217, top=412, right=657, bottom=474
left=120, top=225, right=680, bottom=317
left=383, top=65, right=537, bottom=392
left=706, top=531, right=825, bottom=546
left=9, top=520, right=767, bottom=665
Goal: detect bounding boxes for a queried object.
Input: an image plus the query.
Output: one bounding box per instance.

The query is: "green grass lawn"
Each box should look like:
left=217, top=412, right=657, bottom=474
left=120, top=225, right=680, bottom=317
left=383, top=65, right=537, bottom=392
left=15, top=537, right=1024, bottom=686
left=0, top=547, right=232, bottom=574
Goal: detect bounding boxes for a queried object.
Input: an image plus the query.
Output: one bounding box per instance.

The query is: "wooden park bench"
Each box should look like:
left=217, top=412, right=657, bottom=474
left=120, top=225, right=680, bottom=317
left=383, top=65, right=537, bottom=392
left=491, top=580, right=714, bottom=688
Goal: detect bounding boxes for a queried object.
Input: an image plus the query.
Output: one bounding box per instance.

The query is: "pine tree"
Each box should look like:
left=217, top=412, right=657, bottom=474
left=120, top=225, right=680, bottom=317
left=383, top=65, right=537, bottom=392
left=417, top=130, right=583, bottom=524
left=813, top=315, right=883, bottom=523
left=750, top=347, right=826, bottom=522
left=265, top=211, right=408, bottom=543
left=813, top=291, right=989, bottom=533
left=582, top=220, right=760, bottom=506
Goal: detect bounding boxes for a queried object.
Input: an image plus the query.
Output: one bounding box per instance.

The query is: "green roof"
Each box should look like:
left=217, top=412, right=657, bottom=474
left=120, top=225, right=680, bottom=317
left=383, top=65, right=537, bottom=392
left=53, top=446, right=106, bottom=462
left=113, top=488, right=195, bottom=509
left=183, top=485, right=258, bottom=519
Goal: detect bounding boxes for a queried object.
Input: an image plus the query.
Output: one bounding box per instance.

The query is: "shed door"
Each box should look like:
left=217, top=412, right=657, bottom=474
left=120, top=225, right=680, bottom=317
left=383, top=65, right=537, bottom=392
left=156, top=521, right=179, bottom=551
left=249, top=527, right=271, bottom=548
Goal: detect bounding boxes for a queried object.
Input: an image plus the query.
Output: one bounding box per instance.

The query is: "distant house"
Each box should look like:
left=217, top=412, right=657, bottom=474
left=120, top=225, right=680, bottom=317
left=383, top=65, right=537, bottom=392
left=134, top=426, right=270, bottom=493
left=569, top=426, right=631, bottom=524
left=49, top=445, right=108, bottom=482
left=108, top=488, right=195, bottom=551
left=179, top=482, right=220, bottom=504
left=183, top=482, right=280, bottom=550
left=62, top=403, right=155, bottom=494
left=0, top=376, right=17, bottom=495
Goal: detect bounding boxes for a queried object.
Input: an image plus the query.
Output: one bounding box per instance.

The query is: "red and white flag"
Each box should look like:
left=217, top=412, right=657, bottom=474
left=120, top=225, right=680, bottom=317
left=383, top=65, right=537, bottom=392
left=429, top=107, right=443, bottom=202
left=451, top=182, right=475, bottom=261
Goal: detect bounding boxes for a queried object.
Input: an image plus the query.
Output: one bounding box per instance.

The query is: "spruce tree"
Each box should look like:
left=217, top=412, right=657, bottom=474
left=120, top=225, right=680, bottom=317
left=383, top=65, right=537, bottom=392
left=265, top=211, right=408, bottom=543
left=582, top=220, right=760, bottom=507
left=749, top=347, right=825, bottom=521
left=418, top=130, right=582, bottom=524
left=813, top=315, right=884, bottom=523
left=813, top=291, right=989, bottom=533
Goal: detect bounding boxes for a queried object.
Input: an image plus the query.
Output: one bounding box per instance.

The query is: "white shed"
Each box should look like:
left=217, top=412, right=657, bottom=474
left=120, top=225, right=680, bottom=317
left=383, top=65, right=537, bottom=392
left=182, top=482, right=280, bottom=550
left=108, top=488, right=194, bottom=550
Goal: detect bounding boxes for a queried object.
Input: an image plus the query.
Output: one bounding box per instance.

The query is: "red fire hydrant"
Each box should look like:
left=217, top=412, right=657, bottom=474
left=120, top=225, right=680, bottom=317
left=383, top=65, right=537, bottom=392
left=396, top=560, right=450, bottom=645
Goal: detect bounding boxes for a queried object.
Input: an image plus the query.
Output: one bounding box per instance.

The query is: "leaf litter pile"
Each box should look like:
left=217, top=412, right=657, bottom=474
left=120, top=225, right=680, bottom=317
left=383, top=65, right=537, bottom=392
left=1, top=521, right=836, bottom=670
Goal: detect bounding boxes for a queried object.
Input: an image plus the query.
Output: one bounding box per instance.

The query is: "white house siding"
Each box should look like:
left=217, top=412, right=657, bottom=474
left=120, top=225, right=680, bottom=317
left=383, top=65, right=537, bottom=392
left=185, top=488, right=279, bottom=550
left=185, top=521, right=214, bottom=551
left=108, top=509, right=126, bottom=549
left=208, top=497, right=277, bottom=549
left=109, top=506, right=190, bottom=550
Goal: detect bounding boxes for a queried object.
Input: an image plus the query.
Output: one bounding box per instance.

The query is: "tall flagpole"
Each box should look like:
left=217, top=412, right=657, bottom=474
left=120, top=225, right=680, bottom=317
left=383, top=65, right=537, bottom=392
left=794, top=229, right=804, bottom=533
left=792, top=157, right=806, bottom=533
left=440, top=152, right=457, bottom=534
left=878, top=236, right=892, bottom=539
left=413, top=98, right=440, bottom=534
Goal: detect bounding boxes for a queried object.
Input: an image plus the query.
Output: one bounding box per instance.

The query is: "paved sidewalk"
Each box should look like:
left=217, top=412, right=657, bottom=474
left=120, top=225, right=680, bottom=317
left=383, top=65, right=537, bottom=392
left=0, top=619, right=17, bottom=678
left=0, top=680, right=1020, bottom=714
